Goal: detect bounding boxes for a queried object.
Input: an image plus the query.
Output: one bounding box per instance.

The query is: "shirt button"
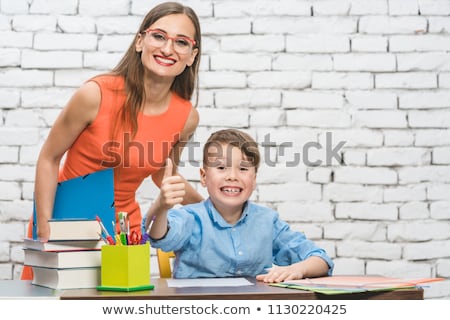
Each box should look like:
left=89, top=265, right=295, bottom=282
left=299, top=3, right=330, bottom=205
left=236, top=270, right=242, bottom=274
left=238, top=251, right=243, bottom=255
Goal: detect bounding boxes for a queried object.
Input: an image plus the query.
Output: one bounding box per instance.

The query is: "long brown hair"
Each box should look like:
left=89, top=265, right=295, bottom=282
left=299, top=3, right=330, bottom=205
left=111, top=2, right=202, bottom=138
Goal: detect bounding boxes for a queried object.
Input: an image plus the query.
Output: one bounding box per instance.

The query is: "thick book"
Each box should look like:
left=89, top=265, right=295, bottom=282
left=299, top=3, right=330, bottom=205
left=24, top=249, right=101, bottom=269
left=31, top=266, right=101, bottom=290
left=44, top=219, right=101, bottom=241
left=23, top=238, right=103, bottom=251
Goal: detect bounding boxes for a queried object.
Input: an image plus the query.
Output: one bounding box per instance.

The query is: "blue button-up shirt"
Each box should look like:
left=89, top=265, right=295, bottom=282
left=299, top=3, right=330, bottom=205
left=149, top=198, right=334, bottom=278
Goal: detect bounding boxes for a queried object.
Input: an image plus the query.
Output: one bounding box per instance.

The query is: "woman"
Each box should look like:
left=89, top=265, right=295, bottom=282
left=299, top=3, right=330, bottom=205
left=21, top=1, right=203, bottom=280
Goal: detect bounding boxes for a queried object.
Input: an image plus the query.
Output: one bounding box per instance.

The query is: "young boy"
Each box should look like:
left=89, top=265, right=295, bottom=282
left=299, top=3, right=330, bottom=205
left=145, top=129, right=333, bottom=282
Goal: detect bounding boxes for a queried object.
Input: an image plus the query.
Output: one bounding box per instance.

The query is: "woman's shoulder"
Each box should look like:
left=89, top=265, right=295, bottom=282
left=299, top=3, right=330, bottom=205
left=88, top=74, right=125, bottom=90
left=171, top=92, right=193, bottom=109
left=168, top=92, right=197, bottom=140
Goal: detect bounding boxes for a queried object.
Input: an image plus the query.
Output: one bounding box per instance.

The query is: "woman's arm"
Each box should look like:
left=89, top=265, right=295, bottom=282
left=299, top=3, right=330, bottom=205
left=34, top=81, right=101, bottom=240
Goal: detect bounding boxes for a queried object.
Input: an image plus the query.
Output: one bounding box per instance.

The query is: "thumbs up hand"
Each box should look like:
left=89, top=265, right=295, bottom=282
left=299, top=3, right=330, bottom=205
left=158, top=158, right=186, bottom=210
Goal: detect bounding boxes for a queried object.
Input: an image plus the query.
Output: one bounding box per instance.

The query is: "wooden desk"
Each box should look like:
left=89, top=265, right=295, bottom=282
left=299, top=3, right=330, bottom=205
left=59, top=278, right=424, bottom=300
left=0, top=280, right=423, bottom=300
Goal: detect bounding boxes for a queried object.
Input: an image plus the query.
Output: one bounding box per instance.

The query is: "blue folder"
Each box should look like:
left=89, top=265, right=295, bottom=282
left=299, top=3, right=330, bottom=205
left=32, top=168, right=115, bottom=239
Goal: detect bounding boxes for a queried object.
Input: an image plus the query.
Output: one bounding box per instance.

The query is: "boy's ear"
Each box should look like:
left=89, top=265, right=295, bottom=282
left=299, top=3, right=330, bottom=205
left=200, top=167, right=207, bottom=187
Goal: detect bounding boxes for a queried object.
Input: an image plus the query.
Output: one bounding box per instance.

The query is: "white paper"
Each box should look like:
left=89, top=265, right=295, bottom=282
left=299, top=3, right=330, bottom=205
left=166, top=277, right=254, bottom=288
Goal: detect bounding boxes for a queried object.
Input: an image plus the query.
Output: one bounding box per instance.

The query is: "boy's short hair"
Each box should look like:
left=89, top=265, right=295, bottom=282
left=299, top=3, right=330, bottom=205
left=203, top=129, right=260, bottom=172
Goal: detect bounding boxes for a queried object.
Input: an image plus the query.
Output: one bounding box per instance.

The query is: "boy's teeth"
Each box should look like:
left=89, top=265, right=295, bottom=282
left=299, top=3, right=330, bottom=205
left=222, top=188, right=240, bottom=193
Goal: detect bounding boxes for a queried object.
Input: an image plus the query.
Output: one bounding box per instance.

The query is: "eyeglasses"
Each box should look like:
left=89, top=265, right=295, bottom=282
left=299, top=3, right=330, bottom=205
left=142, top=28, right=196, bottom=54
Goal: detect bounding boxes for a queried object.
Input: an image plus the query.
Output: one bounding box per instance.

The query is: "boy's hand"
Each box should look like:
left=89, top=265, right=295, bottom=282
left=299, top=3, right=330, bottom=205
left=159, top=158, right=186, bottom=210
left=256, top=265, right=304, bottom=283
left=256, top=257, right=329, bottom=283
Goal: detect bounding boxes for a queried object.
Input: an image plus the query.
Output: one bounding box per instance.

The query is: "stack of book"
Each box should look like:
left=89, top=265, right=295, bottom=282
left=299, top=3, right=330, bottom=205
left=23, top=219, right=105, bottom=290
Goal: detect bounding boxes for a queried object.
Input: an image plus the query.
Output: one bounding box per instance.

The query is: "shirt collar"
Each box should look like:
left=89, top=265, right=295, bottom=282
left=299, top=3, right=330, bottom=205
left=204, top=197, right=249, bottom=228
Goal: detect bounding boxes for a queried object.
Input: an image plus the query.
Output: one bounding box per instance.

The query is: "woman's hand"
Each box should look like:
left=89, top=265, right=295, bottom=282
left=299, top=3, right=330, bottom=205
left=37, top=220, right=50, bottom=242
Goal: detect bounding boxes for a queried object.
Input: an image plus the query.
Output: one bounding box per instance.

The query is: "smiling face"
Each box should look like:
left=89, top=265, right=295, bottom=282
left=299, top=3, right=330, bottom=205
left=200, top=143, right=257, bottom=219
left=135, top=13, right=198, bottom=79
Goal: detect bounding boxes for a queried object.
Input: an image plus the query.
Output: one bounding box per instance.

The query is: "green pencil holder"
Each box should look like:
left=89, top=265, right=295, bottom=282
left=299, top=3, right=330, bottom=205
left=98, top=242, right=153, bottom=291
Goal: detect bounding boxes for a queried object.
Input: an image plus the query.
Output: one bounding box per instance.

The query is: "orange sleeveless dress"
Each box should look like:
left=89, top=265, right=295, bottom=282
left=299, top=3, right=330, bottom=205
left=21, top=75, right=193, bottom=280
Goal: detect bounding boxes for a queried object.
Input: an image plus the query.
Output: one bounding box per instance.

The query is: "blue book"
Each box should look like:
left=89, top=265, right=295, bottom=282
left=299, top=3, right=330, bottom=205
left=32, top=168, right=115, bottom=240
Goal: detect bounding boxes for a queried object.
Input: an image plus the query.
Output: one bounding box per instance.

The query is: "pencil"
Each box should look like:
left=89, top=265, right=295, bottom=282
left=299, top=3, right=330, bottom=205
left=96, top=215, right=114, bottom=245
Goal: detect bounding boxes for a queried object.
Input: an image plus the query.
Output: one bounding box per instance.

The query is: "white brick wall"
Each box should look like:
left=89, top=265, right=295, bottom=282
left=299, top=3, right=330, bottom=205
left=0, top=0, right=449, bottom=299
